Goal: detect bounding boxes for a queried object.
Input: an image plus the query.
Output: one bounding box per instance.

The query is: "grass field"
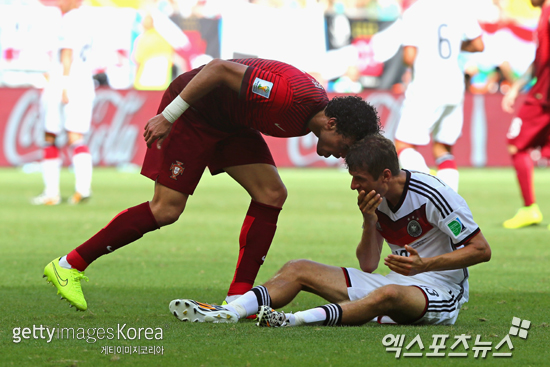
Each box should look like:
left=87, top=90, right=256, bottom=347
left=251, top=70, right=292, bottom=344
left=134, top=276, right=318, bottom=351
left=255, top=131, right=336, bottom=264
left=1, top=166, right=549, bottom=366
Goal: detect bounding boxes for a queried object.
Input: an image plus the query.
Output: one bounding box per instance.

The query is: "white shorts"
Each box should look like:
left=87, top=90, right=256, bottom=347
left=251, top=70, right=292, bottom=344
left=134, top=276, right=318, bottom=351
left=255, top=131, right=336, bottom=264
left=394, top=98, right=464, bottom=146
left=343, top=268, right=466, bottom=325
left=40, top=77, right=95, bottom=135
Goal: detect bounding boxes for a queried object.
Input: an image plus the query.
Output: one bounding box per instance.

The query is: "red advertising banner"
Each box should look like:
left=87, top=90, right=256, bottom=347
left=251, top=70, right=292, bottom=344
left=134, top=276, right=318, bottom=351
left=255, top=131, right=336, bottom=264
left=0, top=88, right=520, bottom=168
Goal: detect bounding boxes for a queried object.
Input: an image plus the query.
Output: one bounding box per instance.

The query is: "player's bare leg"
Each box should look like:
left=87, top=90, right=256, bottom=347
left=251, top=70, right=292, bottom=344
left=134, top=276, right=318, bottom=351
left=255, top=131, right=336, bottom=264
left=433, top=142, right=459, bottom=192
left=224, top=163, right=287, bottom=300
left=394, top=140, right=430, bottom=173
left=339, top=284, right=426, bottom=325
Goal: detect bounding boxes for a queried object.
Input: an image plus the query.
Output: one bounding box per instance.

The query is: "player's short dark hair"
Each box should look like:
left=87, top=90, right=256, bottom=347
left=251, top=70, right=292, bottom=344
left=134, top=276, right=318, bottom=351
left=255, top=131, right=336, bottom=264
left=345, top=134, right=400, bottom=179
left=325, top=96, right=381, bottom=140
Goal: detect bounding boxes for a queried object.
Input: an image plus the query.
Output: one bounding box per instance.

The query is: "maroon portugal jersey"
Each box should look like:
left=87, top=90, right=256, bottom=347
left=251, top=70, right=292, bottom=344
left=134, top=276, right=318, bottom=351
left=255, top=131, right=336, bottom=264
left=528, top=5, right=550, bottom=106
left=170, top=58, right=329, bottom=137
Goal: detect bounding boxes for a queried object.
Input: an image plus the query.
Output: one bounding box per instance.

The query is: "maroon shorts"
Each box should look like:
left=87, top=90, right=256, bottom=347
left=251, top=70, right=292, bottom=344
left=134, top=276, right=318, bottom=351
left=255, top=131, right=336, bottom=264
left=140, top=108, right=275, bottom=195
left=507, top=101, right=550, bottom=157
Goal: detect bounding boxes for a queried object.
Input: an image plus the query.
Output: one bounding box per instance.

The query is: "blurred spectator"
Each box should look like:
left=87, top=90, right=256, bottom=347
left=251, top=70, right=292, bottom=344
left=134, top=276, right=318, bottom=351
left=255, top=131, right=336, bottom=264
left=132, top=11, right=175, bottom=90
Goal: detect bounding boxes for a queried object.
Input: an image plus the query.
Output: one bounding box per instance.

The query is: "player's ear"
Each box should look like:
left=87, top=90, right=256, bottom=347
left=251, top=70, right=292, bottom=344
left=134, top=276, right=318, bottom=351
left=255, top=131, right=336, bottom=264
left=326, top=117, right=337, bottom=130
left=382, top=168, right=392, bottom=182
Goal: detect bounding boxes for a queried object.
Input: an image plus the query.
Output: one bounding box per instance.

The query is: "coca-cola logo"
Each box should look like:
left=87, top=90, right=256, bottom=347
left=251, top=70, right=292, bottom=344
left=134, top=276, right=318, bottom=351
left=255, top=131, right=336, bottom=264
left=3, top=89, right=145, bottom=166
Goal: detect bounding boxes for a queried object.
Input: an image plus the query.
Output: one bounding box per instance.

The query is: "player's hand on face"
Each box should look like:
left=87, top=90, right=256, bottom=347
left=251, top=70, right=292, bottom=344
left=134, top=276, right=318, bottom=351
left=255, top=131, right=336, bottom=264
left=143, top=113, right=172, bottom=149
left=358, top=190, right=382, bottom=223
left=501, top=88, right=518, bottom=114
left=384, top=245, right=426, bottom=276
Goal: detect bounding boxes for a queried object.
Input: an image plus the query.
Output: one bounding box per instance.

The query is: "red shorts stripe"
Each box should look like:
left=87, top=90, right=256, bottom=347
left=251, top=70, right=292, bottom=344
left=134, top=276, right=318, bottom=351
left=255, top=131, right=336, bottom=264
left=341, top=267, right=352, bottom=288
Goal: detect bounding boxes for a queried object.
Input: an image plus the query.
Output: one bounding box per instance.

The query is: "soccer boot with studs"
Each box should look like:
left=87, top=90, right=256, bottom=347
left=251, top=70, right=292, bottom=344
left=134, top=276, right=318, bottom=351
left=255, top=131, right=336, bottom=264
left=256, top=305, right=288, bottom=328
left=44, top=257, right=89, bottom=311
left=169, top=299, right=238, bottom=323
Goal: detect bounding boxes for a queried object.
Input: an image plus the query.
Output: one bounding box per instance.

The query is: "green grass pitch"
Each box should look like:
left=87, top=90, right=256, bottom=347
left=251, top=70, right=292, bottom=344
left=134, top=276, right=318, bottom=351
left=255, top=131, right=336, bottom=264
left=1, top=166, right=549, bottom=366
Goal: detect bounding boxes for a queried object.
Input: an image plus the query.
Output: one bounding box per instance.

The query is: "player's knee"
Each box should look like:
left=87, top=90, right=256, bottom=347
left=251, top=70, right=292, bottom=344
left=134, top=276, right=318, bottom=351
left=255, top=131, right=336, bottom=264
left=507, top=144, right=518, bottom=155
left=150, top=202, right=186, bottom=227
left=278, top=259, right=311, bottom=279
left=257, top=184, right=287, bottom=207
left=373, top=285, right=401, bottom=308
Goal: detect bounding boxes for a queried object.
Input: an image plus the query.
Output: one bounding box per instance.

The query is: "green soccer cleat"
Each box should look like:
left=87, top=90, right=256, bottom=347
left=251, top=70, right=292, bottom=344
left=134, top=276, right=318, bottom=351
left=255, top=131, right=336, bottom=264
left=503, top=204, right=543, bottom=229
left=44, top=257, right=89, bottom=311
left=169, top=299, right=238, bottom=323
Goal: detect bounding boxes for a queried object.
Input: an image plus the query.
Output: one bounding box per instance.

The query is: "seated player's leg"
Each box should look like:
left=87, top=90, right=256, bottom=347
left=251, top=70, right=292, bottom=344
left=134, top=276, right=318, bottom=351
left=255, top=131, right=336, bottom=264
left=170, top=260, right=349, bottom=324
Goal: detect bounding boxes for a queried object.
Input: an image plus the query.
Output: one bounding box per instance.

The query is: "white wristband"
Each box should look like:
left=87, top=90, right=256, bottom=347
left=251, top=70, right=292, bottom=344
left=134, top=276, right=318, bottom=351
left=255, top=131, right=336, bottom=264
left=161, top=95, right=190, bottom=123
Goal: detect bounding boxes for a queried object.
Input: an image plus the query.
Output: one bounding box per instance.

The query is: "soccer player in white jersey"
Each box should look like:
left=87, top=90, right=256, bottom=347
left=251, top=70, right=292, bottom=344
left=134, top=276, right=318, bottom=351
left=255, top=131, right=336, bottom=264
left=168, top=134, right=491, bottom=327
left=394, top=0, right=484, bottom=192
left=32, top=0, right=94, bottom=205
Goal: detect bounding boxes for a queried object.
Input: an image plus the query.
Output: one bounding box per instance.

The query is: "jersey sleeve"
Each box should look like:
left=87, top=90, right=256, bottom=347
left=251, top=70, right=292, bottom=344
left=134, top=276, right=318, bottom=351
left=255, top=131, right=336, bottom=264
left=239, top=65, right=293, bottom=111
left=427, top=186, right=480, bottom=245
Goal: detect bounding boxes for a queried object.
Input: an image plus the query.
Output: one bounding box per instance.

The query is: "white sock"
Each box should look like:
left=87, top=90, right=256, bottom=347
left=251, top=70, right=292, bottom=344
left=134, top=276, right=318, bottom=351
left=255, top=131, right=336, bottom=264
left=225, top=291, right=259, bottom=319
left=42, top=158, right=62, bottom=197
left=437, top=168, right=459, bottom=192
left=72, top=152, right=92, bottom=197
left=398, top=148, right=430, bottom=173
left=224, top=295, right=241, bottom=303
left=59, top=255, right=72, bottom=269
left=293, top=308, right=327, bottom=326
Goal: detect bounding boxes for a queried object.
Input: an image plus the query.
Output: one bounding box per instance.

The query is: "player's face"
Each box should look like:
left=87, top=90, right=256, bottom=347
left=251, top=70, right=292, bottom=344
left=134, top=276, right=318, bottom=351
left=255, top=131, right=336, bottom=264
left=349, top=169, right=387, bottom=197
left=316, top=130, right=353, bottom=159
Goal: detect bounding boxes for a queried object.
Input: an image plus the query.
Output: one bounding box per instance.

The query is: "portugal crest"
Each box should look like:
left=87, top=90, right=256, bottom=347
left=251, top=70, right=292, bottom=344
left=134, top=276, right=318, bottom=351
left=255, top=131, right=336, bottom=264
left=407, top=219, right=422, bottom=237
left=170, top=161, right=185, bottom=180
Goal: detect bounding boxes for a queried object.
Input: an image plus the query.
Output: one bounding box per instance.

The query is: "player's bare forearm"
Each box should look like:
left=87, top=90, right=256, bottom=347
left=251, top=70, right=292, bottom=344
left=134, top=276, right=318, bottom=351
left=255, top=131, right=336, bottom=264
left=356, top=190, right=384, bottom=272
left=178, top=59, right=248, bottom=105
left=512, top=62, right=534, bottom=92
left=461, top=36, right=484, bottom=53
left=385, top=232, right=491, bottom=276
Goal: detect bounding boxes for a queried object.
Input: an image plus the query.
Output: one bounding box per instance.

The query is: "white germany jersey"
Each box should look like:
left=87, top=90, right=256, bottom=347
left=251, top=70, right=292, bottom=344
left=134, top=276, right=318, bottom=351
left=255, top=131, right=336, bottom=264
left=401, top=0, right=482, bottom=104
left=375, top=170, right=480, bottom=300
left=51, top=7, right=94, bottom=82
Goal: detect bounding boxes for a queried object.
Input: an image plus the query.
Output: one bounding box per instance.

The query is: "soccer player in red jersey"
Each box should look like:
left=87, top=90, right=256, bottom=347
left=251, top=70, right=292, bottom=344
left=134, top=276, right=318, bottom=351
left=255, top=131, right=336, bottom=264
left=43, top=58, right=381, bottom=311
left=501, top=0, right=550, bottom=229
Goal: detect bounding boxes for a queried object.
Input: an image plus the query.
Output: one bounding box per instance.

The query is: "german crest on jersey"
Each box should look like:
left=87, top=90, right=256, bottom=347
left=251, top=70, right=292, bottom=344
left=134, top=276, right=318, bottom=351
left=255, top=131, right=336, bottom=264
left=252, top=77, right=273, bottom=98
left=407, top=218, right=422, bottom=237
left=170, top=161, right=185, bottom=180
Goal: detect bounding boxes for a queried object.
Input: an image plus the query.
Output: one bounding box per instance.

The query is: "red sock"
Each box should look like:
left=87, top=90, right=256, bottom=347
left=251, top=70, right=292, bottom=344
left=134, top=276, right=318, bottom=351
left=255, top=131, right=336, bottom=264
left=511, top=151, right=535, bottom=207
left=436, top=153, right=457, bottom=170
left=66, top=202, right=159, bottom=271
left=228, top=200, right=282, bottom=296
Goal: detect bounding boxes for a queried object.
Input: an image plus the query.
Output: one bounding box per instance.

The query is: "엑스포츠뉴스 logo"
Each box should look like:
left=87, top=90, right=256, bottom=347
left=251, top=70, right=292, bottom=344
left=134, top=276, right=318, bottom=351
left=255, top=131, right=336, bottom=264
left=170, top=161, right=185, bottom=180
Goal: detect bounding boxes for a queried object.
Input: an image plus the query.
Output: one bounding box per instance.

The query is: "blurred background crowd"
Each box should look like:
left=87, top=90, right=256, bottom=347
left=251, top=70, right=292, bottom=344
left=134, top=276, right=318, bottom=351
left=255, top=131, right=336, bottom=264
left=0, top=0, right=541, bottom=95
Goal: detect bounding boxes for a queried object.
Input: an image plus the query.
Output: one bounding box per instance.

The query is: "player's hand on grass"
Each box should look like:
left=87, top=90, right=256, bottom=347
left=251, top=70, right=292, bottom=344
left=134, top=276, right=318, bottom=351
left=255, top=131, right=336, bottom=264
left=384, top=245, right=426, bottom=276
left=501, top=88, right=518, bottom=114
left=358, top=190, right=382, bottom=223
left=144, top=113, right=172, bottom=149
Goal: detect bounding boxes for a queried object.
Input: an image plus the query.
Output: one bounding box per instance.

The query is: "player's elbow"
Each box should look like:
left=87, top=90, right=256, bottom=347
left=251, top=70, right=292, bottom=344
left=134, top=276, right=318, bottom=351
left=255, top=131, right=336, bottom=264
left=475, top=241, right=491, bottom=264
